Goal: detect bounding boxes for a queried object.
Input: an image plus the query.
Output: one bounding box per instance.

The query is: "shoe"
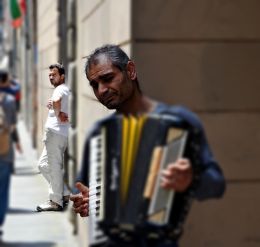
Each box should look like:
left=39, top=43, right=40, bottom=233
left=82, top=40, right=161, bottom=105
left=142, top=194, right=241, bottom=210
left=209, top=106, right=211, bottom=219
left=63, top=195, right=70, bottom=207
left=36, top=200, right=63, bottom=212
left=63, top=195, right=70, bottom=203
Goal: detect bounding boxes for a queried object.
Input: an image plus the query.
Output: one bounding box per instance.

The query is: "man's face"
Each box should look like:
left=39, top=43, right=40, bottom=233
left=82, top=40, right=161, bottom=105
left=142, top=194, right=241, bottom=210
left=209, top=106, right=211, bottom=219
left=49, top=68, right=64, bottom=87
left=87, top=56, right=135, bottom=109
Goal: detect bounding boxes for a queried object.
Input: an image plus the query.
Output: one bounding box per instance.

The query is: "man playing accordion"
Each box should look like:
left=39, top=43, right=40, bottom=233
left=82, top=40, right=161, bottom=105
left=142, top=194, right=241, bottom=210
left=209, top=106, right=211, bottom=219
left=70, top=44, right=226, bottom=247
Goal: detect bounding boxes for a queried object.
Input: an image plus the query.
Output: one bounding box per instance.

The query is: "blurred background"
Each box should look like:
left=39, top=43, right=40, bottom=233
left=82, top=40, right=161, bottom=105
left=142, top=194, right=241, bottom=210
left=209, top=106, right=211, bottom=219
left=0, top=0, right=259, bottom=246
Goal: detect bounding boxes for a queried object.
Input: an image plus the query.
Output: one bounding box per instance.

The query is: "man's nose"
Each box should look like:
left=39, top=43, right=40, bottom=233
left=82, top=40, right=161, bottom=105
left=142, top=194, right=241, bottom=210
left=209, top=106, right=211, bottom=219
left=98, top=83, right=108, bottom=95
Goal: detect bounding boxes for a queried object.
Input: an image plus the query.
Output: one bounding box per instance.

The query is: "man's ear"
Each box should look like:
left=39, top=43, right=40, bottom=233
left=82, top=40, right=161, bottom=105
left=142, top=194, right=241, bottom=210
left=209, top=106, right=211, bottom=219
left=61, top=74, right=65, bottom=81
left=126, top=61, right=137, bottom=80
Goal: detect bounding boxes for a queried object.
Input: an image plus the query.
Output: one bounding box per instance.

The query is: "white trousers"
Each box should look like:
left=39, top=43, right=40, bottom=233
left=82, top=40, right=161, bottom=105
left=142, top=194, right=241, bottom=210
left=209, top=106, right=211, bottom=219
left=38, top=130, right=70, bottom=206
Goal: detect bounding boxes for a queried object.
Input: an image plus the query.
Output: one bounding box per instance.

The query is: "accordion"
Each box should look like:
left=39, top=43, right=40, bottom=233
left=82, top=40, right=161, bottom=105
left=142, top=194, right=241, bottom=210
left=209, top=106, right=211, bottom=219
left=88, top=113, right=199, bottom=245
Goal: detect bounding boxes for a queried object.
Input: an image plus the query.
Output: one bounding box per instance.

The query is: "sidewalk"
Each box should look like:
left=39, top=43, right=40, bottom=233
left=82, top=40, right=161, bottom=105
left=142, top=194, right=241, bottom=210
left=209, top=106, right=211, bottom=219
left=1, top=120, right=80, bottom=247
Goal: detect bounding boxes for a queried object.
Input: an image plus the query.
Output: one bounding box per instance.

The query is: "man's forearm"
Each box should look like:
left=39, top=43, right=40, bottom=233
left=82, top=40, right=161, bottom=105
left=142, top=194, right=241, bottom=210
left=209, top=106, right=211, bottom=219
left=194, top=165, right=226, bottom=200
left=52, top=98, right=61, bottom=116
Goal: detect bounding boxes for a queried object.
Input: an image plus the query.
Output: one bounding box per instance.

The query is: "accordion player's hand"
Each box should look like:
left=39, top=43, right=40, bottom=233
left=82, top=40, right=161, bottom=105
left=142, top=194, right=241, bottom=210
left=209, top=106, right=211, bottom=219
left=70, top=182, right=89, bottom=217
left=160, top=158, right=193, bottom=192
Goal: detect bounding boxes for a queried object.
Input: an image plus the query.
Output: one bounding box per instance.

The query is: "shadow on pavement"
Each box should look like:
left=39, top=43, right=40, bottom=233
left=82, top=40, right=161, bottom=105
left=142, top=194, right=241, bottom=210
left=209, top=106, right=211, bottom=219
left=0, top=241, right=55, bottom=247
left=8, top=208, right=38, bottom=215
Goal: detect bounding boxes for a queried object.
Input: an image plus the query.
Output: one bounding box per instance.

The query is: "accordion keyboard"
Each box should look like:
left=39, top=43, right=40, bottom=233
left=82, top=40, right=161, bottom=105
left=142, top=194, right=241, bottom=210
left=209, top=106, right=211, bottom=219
left=88, top=129, right=107, bottom=245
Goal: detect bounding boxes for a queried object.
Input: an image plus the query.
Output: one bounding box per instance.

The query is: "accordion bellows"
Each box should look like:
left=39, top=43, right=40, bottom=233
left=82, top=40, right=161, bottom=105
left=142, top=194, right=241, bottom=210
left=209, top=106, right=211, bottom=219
left=88, top=113, right=194, bottom=244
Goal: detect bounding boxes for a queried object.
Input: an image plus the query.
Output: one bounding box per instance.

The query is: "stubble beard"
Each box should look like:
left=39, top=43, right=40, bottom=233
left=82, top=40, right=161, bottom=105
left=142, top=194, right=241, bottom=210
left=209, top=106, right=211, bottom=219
left=102, top=98, right=120, bottom=109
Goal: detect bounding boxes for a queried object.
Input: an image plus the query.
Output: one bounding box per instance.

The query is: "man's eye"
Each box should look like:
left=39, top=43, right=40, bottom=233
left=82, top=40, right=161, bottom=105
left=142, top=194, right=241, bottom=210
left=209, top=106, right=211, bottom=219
left=103, top=76, right=113, bottom=82
left=90, top=82, right=98, bottom=89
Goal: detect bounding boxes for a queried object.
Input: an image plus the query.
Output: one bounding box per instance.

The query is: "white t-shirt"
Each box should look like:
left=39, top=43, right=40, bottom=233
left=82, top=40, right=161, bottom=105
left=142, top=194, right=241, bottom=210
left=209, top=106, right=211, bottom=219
left=45, top=83, right=70, bottom=137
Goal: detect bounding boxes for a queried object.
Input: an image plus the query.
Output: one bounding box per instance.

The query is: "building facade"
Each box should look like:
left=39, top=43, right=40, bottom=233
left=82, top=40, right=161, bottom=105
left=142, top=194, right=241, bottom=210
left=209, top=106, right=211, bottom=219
left=12, top=1, right=260, bottom=246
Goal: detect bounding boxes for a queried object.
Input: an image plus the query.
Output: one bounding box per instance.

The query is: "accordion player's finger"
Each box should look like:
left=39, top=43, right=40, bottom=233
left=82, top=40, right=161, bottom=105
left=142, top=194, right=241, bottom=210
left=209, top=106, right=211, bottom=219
left=73, top=196, right=88, bottom=208
left=164, top=159, right=193, bottom=179
left=70, top=195, right=88, bottom=216
left=160, top=174, right=174, bottom=190
left=160, top=176, right=186, bottom=192
left=173, top=158, right=192, bottom=171
left=79, top=209, right=89, bottom=217
left=70, top=193, right=81, bottom=202
left=74, top=201, right=89, bottom=214
left=77, top=206, right=89, bottom=217
left=161, top=165, right=177, bottom=180
left=75, top=182, right=89, bottom=197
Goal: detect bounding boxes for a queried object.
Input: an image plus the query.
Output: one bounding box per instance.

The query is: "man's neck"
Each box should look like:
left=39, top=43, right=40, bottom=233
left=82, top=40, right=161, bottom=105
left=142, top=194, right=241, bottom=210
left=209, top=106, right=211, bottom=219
left=117, top=95, right=157, bottom=116
left=54, top=81, right=64, bottom=88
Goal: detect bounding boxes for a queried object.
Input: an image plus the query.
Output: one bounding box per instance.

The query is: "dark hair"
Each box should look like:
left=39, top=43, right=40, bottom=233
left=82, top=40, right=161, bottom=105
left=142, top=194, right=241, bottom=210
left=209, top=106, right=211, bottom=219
left=0, top=70, right=8, bottom=84
left=85, top=44, right=130, bottom=76
left=49, top=63, right=65, bottom=75
left=85, top=44, right=142, bottom=93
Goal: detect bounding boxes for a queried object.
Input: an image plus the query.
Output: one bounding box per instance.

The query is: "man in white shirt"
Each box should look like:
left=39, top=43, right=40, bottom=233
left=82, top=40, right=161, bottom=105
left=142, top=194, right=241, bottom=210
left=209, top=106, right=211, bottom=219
left=37, top=63, right=71, bottom=212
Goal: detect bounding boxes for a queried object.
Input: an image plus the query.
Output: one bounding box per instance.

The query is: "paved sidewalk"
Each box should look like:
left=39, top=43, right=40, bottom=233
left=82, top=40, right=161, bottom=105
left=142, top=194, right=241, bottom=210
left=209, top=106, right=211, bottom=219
left=1, top=120, right=80, bottom=247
